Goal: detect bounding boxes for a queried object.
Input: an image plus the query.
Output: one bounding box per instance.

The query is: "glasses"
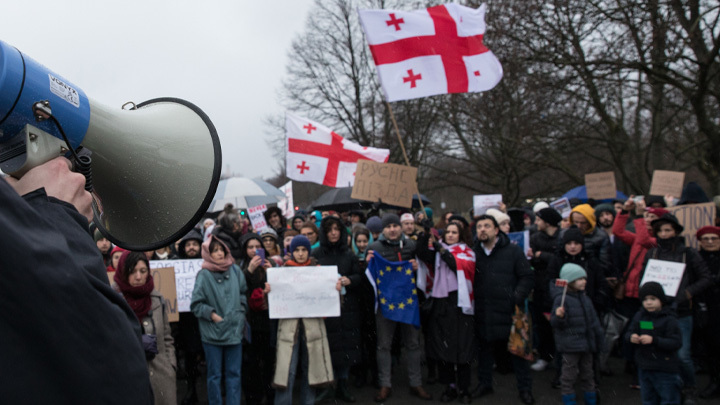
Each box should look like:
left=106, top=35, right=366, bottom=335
left=700, top=236, right=720, bottom=242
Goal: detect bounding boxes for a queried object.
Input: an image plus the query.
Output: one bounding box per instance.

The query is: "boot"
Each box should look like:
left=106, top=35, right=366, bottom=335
left=561, top=393, right=577, bottom=405
left=583, top=391, right=597, bottom=405
left=315, top=385, right=335, bottom=404
left=335, top=379, right=356, bottom=403
left=699, top=377, right=720, bottom=399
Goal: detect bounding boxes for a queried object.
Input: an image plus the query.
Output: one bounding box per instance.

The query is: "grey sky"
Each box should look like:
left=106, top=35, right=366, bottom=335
left=1, top=0, right=314, bottom=179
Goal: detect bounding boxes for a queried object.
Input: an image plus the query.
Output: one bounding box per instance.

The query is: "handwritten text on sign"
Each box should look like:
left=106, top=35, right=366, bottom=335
left=473, top=194, right=503, bottom=216
left=641, top=259, right=686, bottom=297
left=667, top=202, right=716, bottom=249
left=352, top=160, right=418, bottom=208
left=585, top=171, right=617, bottom=200
left=267, top=266, right=341, bottom=319
left=248, top=204, right=268, bottom=232
left=150, top=259, right=203, bottom=313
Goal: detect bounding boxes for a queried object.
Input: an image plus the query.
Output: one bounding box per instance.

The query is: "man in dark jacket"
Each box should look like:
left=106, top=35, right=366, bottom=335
left=0, top=158, right=153, bottom=404
left=178, top=228, right=203, bottom=259
left=472, top=215, right=535, bottom=404
left=366, top=213, right=432, bottom=402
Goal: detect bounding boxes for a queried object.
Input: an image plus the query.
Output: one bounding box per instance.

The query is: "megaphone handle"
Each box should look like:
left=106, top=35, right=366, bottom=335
left=73, top=151, right=93, bottom=192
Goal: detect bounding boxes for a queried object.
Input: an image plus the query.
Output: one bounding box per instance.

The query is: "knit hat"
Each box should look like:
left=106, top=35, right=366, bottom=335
left=696, top=226, right=720, bottom=239
left=448, top=214, right=470, bottom=229
left=289, top=235, right=312, bottom=253
left=678, top=182, right=710, bottom=205
left=381, top=213, right=401, bottom=229
left=424, top=207, right=434, bottom=220
left=646, top=207, right=669, bottom=218
left=94, top=229, right=106, bottom=242
left=594, top=203, right=615, bottom=220
left=559, top=263, right=587, bottom=284
left=562, top=226, right=584, bottom=245
left=533, top=201, right=550, bottom=213
left=651, top=213, right=684, bottom=235
left=639, top=281, right=667, bottom=304
left=536, top=207, right=562, bottom=227
left=366, top=216, right=383, bottom=234
left=486, top=208, right=510, bottom=225
left=569, top=204, right=596, bottom=234
left=259, top=228, right=279, bottom=242
left=400, top=213, right=415, bottom=223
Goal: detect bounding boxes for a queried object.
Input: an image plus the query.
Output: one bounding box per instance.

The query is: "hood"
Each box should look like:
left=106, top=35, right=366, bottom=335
left=319, top=216, right=350, bottom=250
left=239, top=232, right=263, bottom=262
left=678, top=181, right=710, bottom=205
left=179, top=228, right=203, bottom=258
left=351, top=228, right=374, bottom=259
left=570, top=204, right=597, bottom=235
left=201, top=235, right=234, bottom=268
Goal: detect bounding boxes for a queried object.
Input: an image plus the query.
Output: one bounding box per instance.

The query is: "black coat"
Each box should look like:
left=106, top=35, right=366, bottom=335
left=473, top=232, right=535, bottom=341
left=550, top=285, right=604, bottom=353
left=546, top=250, right=611, bottom=314
left=698, top=250, right=720, bottom=313
left=625, top=307, right=682, bottom=373
left=312, top=217, right=362, bottom=367
left=0, top=183, right=152, bottom=404
left=212, top=226, right=243, bottom=261
left=530, top=229, right=560, bottom=311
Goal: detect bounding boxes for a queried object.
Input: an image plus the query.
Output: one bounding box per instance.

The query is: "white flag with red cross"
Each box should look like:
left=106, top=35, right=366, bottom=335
left=359, top=3, right=503, bottom=102
left=285, top=112, right=390, bottom=187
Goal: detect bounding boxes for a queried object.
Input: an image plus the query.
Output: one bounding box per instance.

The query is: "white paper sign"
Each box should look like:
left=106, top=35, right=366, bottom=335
left=473, top=194, right=503, bottom=215
left=279, top=181, right=294, bottom=219
left=248, top=204, right=268, bottom=232
left=150, top=259, right=203, bottom=312
left=267, top=266, right=341, bottom=319
left=550, top=197, right=572, bottom=219
left=640, top=259, right=686, bottom=297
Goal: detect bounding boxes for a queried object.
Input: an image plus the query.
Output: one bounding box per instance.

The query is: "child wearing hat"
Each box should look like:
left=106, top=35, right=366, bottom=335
left=626, top=282, right=682, bottom=405
left=551, top=263, right=604, bottom=405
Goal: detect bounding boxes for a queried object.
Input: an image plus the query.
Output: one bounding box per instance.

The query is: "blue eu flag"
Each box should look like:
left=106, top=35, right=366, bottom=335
left=366, top=254, right=420, bottom=327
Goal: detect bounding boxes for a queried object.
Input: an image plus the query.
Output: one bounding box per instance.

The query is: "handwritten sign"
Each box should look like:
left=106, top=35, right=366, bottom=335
left=641, top=259, right=686, bottom=297
left=150, top=259, right=203, bottom=313
left=267, top=266, right=341, bottom=319
left=352, top=160, right=418, bottom=208
left=248, top=204, right=268, bottom=232
left=107, top=267, right=179, bottom=322
left=585, top=172, right=616, bottom=200
left=473, top=194, right=503, bottom=216
left=667, top=202, right=717, bottom=249
left=649, top=170, right=685, bottom=197
left=550, top=197, right=572, bottom=219
left=508, top=230, right=531, bottom=259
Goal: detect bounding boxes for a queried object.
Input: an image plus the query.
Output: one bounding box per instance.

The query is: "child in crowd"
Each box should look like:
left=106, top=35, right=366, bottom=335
left=551, top=263, right=604, bottom=405
left=626, top=282, right=682, bottom=405
left=269, top=235, right=341, bottom=405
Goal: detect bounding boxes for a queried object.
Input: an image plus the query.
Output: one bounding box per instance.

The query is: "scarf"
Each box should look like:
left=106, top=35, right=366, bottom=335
left=284, top=258, right=314, bottom=267
left=419, top=242, right=476, bottom=315
left=114, top=251, right=154, bottom=321
left=201, top=235, right=235, bottom=272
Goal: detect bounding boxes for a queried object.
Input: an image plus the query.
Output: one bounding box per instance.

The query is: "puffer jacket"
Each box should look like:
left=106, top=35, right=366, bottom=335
left=550, top=284, right=604, bottom=353
left=625, top=306, right=682, bottom=373
left=546, top=250, right=610, bottom=314
left=368, top=233, right=417, bottom=262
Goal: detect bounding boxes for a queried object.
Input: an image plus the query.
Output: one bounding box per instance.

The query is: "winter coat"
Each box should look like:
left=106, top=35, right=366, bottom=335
left=312, top=216, right=363, bottom=368
left=641, top=237, right=712, bottom=318
left=559, top=226, right=610, bottom=267
left=368, top=234, right=417, bottom=263
left=473, top=232, right=535, bottom=341
left=212, top=226, right=243, bottom=261
left=546, top=250, right=611, bottom=314
left=178, top=228, right=203, bottom=259
left=613, top=211, right=656, bottom=298
left=550, top=285, right=604, bottom=353
left=698, top=250, right=720, bottom=313
left=191, top=264, right=248, bottom=345
left=530, top=229, right=560, bottom=311
left=273, top=318, right=334, bottom=388
left=625, top=307, right=682, bottom=373
left=142, top=292, right=176, bottom=405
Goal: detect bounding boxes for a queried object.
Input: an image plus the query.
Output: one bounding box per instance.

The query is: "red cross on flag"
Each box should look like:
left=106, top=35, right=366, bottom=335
left=358, top=3, right=503, bottom=102
left=286, top=112, right=390, bottom=187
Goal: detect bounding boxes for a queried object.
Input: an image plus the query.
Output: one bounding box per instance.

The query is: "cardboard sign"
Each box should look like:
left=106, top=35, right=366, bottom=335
left=352, top=160, right=418, bottom=208
left=267, top=266, right=341, bottom=319
left=107, top=267, right=179, bottom=322
left=473, top=194, right=503, bottom=216
left=279, top=181, right=294, bottom=219
left=585, top=171, right=617, bottom=200
left=508, top=230, right=531, bottom=259
left=550, top=197, right=572, bottom=219
left=150, top=259, right=203, bottom=313
left=640, top=259, right=686, bottom=297
left=649, top=170, right=685, bottom=197
left=248, top=204, right=268, bottom=232
left=667, top=202, right=717, bottom=249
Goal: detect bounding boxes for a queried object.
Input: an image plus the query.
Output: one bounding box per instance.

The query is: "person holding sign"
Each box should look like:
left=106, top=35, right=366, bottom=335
left=190, top=236, right=248, bottom=405
left=640, top=214, right=712, bottom=402
left=625, top=282, right=683, bottom=405
left=114, top=251, right=177, bottom=405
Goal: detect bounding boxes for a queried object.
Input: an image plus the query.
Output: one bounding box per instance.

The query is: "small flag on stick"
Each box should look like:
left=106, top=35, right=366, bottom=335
left=555, top=279, right=569, bottom=307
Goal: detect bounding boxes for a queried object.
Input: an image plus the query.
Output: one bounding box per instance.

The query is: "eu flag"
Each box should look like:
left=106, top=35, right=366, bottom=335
left=366, top=254, right=420, bottom=327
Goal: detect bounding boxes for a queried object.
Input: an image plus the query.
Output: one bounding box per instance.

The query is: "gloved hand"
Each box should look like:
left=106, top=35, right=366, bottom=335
left=142, top=334, right=158, bottom=360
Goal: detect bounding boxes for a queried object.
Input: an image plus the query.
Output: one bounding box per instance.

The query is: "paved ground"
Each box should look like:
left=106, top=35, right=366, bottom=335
left=177, top=354, right=713, bottom=404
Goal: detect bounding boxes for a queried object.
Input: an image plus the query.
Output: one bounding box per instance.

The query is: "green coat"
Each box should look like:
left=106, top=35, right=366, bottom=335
left=191, top=264, right=248, bottom=345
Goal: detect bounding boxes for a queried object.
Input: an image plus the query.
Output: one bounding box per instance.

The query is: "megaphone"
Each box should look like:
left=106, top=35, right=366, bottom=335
left=0, top=40, right=222, bottom=251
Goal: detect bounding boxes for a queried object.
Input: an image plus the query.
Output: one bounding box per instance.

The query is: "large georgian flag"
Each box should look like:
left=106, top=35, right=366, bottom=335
left=358, top=3, right=503, bottom=102
left=285, top=112, right=390, bottom=187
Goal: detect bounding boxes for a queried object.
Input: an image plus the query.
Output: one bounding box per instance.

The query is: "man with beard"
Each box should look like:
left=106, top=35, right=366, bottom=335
left=176, top=229, right=203, bottom=404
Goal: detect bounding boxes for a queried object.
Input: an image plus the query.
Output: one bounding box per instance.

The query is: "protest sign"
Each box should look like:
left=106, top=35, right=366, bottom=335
left=248, top=204, right=268, bottom=232
left=150, top=259, right=203, bottom=313
left=278, top=181, right=294, bottom=219
left=107, top=267, right=179, bottom=322
left=649, top=170, right=685, bottom=197
left=267, top=266, right=341, bottom=319
left=667, top=202, right=716, bottom=249
left=352, top=160, right=417, bottom=208
left=473, top=194, right=503, bottom=215
left=640, top=259, right=686, bottom=297
left=585, top=171, right=616, bottom=200
left=508, top=230, right=531, bottom=259
left=550, top=197, right=572, bottom=219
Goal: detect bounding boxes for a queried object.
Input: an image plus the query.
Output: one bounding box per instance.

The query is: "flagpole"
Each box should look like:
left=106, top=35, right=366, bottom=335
left=385, top=101, right=426, bottom=213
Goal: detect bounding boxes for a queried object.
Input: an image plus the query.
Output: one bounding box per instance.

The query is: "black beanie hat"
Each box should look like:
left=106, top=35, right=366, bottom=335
left=563, top=226, right=584, bottom=245
left=381, top=213, right=401, bottom=229
left=639, top=281, right=667, bottom=304
left=536, top=207, right=562, bottom=227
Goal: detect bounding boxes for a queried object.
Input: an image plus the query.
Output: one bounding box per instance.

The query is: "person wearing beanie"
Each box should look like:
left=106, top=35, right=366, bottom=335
left=678, top=181, right=710, bottom=205
left=696, top=226, right=720, bottom=399
left=551, top=263, right=604, bottom=405
left=563, top=204, right=610, bottom=268
left=259, top=228, right=283, bottom=258
left=365, top=216, right=383, bottom=240
left=533, top=201, right=550, bottom=214
left=594, top=202, right=629, bottom=287
left=626, top=281, right=682, bottom=405
left=486, top=208, right=511, bottom=234
left=640, top=214, right=712, bottom=401
left=106, top=246, right=127, bottom=273
left=367, top=213, right=433, bottom=401
left=400, top=212, right=418, bottom=239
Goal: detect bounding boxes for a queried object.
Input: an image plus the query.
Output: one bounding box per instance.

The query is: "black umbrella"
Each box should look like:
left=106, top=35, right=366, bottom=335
left=309, top=187, right=431, bottom=211
left=379, top=193, right=432, bottom=210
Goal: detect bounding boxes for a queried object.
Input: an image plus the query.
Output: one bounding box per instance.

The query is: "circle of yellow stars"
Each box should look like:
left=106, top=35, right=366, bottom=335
left=377, top=265, right=417, bottom=311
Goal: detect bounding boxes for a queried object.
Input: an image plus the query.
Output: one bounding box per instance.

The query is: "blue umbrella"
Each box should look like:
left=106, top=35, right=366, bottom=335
left=562, top=185, right=628, bottom=203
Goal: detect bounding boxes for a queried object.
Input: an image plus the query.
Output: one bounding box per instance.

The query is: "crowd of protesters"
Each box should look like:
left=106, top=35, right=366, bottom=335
left=94, top=182, right=720, bottom=405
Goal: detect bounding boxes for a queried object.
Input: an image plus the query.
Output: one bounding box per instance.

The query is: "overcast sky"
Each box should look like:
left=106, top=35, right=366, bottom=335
left=1, top=0, right=314, bottom=179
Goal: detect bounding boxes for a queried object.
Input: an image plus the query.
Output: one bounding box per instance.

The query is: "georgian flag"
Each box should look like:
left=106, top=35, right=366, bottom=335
left=359, top=3, right=503, bottom=102
left=285, top=112, right=390, bottom=187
